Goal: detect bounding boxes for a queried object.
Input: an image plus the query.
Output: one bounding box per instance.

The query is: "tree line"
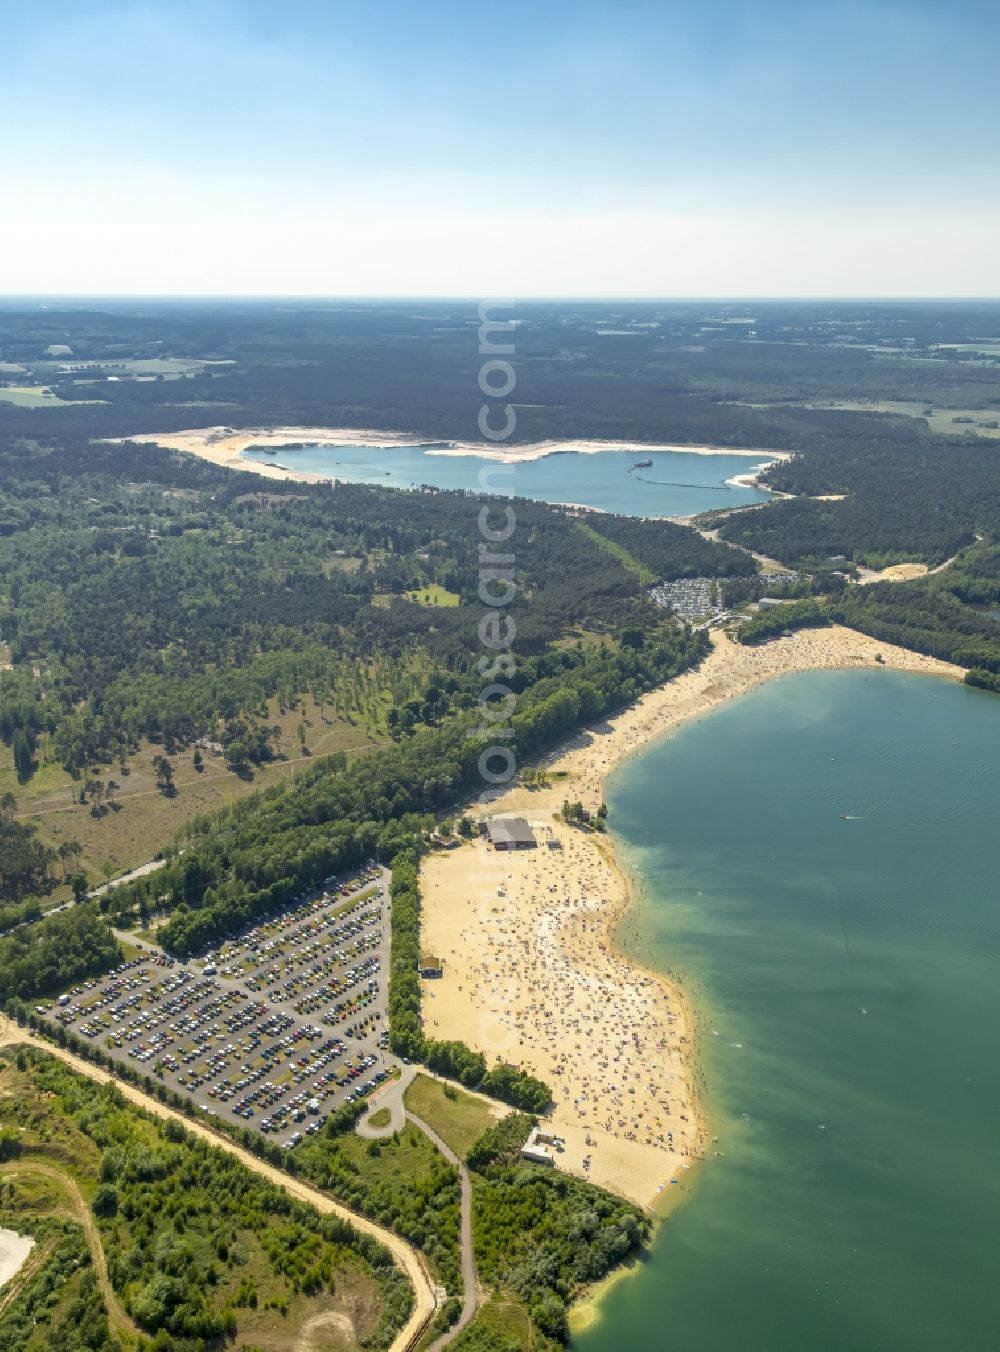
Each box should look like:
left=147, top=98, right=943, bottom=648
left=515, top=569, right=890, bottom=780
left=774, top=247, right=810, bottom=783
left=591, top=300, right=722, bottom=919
left=389, top=854, right=551, bottom=1113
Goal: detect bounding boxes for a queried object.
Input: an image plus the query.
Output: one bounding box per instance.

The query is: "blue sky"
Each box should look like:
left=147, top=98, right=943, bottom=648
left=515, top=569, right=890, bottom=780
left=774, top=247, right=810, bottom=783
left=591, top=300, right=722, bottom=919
left=2, top=0, right=999, bottom=294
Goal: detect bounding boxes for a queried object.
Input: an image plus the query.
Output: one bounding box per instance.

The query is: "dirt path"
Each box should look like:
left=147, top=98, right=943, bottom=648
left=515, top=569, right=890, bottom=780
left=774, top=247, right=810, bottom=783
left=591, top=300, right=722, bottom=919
left=0, top=1161, right=139, bottom=1344
left=0, top=1019, right=437, bottom=1352
left=92, top=858, right=166, bottom=898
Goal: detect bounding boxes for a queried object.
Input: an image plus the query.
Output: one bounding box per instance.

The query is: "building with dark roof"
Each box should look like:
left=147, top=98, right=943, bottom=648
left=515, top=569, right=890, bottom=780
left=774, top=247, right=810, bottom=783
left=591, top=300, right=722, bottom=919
left=485, top=816, right=537, bottom=850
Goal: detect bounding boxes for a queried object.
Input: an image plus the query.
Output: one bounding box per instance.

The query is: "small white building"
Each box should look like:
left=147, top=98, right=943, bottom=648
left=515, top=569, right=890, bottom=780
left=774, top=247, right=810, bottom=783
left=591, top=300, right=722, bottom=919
left=520, top=1125, right=561, bottom=1166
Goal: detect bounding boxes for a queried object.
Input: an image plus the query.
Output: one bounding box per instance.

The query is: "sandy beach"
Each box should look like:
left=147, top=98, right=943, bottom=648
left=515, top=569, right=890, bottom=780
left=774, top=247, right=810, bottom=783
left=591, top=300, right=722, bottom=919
left=420, top=627, right=963, bottom=1209
left=726, top=458, right=792, bottom=493
left=115, top=426, right=405, bottom=484
left=117, top=425, right=792, bottom=481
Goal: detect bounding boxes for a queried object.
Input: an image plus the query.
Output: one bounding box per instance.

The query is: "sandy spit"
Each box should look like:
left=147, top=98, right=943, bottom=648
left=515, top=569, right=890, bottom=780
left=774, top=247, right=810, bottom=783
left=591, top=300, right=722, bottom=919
left=420, top=628, right=963, bottom=1210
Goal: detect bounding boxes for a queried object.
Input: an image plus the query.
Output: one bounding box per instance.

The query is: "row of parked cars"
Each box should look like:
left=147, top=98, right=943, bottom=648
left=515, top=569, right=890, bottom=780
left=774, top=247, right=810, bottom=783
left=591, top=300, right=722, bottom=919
left=46, top=866, right=391, bottom=1149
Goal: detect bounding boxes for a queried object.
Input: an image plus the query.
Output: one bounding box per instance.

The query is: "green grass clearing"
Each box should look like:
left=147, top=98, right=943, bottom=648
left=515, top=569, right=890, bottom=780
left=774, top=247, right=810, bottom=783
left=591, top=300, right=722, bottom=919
left=404, top=584, right=460, bottom=607
left=322, top=552, right=364, bottom=575
left=574, top=521, right=658, bottom=586
left=403, top=1074, right=502, bottom=1159
left=374, top=584, right=461, bottom=608
left=450, top=1295, right=546, bottom=1350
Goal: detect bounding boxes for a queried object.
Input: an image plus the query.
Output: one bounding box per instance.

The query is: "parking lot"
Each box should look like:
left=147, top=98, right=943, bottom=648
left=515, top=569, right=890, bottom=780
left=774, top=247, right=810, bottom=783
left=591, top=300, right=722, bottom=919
left=42, top=865, right=394, bottom=1149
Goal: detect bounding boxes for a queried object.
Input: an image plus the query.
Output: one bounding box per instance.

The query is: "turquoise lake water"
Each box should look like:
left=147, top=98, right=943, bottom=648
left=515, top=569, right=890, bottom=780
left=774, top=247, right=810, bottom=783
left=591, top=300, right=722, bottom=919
left=240, top=443, right=772, bottom=517
left=576, top=670, right=1000, bottom=1352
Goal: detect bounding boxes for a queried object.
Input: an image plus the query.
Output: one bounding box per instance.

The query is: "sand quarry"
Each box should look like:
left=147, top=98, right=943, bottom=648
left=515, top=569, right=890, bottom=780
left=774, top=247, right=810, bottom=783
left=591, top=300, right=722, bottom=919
left=118, top=425, right=787, bottom=477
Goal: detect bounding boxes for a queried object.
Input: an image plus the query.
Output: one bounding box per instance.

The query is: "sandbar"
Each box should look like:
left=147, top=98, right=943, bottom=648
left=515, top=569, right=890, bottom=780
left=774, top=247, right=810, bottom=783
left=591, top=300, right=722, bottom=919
left=420, top=627, right=963, bottom=1209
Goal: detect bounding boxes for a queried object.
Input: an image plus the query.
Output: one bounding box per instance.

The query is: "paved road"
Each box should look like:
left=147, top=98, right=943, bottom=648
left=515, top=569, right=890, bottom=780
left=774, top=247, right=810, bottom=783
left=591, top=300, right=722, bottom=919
left=408, top=1111, right=478, bottom=1350
left=356, top=1063, right=416, bottom=1138
left=0, top=1016, right=437, bottom=1352
left=92, top=857, right=167, bottom=898
left=357, top=1068, right=480, bottom=1346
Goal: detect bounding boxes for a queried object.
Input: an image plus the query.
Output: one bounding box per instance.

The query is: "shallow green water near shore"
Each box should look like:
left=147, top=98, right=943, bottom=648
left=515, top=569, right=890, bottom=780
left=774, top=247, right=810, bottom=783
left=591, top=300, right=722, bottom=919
left=577, top=670, right=1000, bottom=1352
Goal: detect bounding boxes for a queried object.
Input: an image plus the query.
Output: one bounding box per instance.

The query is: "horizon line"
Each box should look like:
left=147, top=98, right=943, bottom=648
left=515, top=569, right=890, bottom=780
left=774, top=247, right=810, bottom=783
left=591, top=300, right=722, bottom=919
left=2, top=293, right=1000, bottom=305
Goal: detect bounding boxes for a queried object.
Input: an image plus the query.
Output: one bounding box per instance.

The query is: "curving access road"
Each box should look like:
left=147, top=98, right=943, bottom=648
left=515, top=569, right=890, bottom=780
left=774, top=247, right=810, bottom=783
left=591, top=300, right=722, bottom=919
left=0, top=1017, right=438, bottom=1352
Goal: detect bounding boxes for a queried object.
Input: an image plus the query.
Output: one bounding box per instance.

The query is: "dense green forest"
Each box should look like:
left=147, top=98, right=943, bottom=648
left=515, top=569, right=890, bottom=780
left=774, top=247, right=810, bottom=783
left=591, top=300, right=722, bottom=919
left=0, top=906, right=120, bottom=1003
left=0, top=1047, right=412, bottom=1349
left=0, top=432, right=700, bottom=785
left=738, top=540, right=1000, bottom=678
left=0, top=813, right=55, bottom=902
left=716, top=428, right=1000, bottom=568
left=4, top=300, right=1000, bottom=449
left=580, top=510, right=755, bottom=580
left=3, top=299, right=1000, bottom=1351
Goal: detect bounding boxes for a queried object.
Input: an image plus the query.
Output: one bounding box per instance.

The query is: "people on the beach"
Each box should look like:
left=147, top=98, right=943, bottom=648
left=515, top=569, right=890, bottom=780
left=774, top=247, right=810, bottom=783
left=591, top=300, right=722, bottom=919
left=420, top=628, right=959, bottom=1205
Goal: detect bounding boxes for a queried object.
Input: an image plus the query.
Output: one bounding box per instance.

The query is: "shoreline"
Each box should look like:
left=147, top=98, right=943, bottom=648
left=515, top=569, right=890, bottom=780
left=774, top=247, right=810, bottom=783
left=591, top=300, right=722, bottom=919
left=726, top=457, right=794, bottom=495
left=419, top=627, right=964, bottom=1212
left=116, top=424, right=793, bottom=482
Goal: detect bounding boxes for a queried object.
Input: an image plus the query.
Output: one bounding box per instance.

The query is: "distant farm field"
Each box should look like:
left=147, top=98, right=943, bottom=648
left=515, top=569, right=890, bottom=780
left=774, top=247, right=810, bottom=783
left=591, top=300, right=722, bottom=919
left=809, top=399, right=1000, bottom=437
left=0, top=384, right=104, bottom=408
